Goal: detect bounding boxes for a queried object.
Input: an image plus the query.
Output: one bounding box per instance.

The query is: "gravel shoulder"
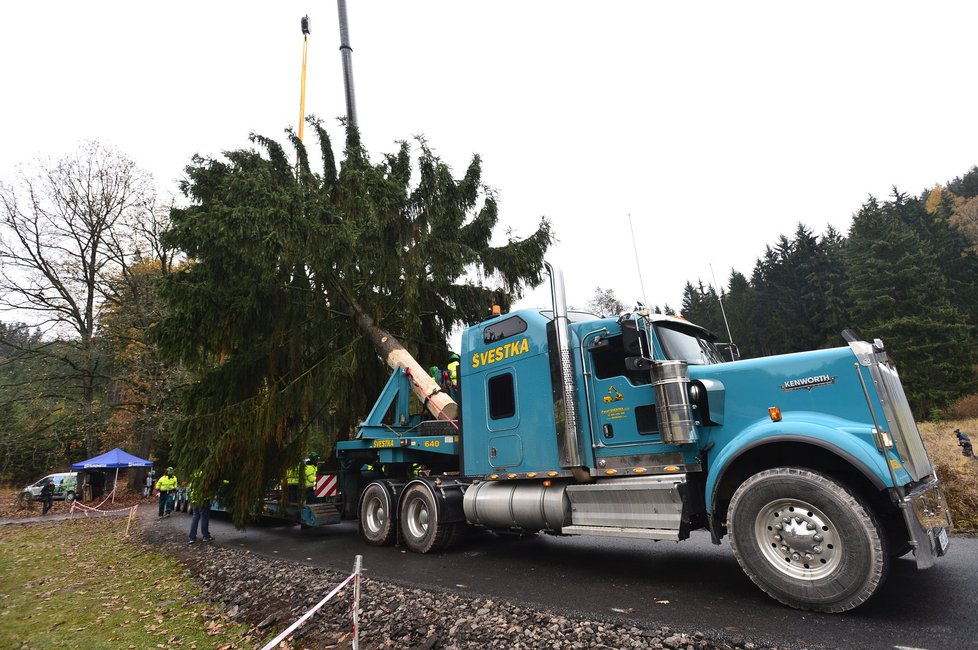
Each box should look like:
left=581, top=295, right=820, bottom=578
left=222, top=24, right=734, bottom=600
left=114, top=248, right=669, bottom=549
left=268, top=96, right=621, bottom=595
left=137, top=518, right=806, bottom=650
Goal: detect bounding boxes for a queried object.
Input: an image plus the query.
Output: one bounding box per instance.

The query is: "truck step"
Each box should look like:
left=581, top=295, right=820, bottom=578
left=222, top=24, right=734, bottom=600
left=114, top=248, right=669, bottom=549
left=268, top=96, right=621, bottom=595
left=560, top=525, right=682, bottom=542
left=566, top=474, right=686, bottom=531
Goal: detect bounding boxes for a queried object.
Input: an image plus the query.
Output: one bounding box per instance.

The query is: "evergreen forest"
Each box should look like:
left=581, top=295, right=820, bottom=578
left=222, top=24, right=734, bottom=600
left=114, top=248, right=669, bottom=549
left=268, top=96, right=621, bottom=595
left=678, top=170, right=978, bottom=418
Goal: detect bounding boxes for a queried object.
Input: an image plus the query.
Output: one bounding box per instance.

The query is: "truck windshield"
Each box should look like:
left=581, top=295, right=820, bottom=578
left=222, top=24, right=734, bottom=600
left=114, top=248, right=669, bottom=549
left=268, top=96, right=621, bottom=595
left=654, top=322, right=725, bottom=365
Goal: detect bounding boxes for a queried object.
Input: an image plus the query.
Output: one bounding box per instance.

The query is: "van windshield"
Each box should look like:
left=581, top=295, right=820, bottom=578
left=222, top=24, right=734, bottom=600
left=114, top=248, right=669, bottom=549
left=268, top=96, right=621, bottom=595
left=655, top=322, right=725, bottom=365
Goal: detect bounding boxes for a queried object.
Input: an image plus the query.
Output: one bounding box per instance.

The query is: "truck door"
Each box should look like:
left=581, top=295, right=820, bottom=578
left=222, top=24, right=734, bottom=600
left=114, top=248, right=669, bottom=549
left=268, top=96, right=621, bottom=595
left=485, top=368, right=523, bottom=468
left=583, top=330, right=668, bottom=457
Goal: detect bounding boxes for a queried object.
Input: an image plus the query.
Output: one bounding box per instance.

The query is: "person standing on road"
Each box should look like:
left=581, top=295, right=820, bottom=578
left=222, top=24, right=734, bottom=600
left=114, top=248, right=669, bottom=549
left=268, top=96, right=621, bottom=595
left=187, top=472, right=213, bottom=544
left=156, top=467, right=178, bottom=518
left=143, top=469, right=155, bottom=498
left=40, top=479, right=55, bottom=515
left=304, top=453, right=319, bottom=503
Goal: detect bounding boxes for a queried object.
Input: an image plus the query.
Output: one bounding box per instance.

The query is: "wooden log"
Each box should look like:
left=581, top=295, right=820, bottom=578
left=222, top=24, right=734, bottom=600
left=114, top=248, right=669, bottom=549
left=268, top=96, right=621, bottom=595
left=353, top=310, right=459, bottom=421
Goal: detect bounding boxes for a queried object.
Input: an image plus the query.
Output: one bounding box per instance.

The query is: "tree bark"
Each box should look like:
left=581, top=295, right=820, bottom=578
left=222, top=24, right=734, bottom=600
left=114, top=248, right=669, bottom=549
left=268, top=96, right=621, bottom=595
left=351, top=309, right=458, bottom=421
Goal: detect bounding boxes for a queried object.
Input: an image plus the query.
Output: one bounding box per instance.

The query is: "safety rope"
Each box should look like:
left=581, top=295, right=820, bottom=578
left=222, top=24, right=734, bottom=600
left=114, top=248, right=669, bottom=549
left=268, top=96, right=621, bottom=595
left=260, top=555, right=363, bottom=650
left=68, top=488, right=138, bottom=516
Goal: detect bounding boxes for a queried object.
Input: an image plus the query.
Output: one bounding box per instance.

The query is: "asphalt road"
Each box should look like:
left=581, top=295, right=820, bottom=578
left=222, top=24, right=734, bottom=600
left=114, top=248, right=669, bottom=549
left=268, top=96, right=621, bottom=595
left=154, top=513, right=975, bottom=650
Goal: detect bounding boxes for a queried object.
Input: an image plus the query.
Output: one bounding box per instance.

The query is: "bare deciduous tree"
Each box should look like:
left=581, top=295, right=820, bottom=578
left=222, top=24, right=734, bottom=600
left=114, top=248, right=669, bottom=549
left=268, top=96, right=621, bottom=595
left=584, top=286, right=626, bottom=317
left=0, top=141, right=157, bottom=455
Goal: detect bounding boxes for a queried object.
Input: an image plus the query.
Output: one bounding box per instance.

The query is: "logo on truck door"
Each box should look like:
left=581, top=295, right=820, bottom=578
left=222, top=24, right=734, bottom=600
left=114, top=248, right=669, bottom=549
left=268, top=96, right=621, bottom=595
left=603, top=385, right=624, bottom=402
left=471, top=338, right=530, bottom=368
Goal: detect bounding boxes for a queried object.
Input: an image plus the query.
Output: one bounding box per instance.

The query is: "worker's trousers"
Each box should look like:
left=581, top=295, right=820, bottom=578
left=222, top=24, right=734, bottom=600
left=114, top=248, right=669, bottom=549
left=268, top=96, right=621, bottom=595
left=158, top=490, right=173, bottom=517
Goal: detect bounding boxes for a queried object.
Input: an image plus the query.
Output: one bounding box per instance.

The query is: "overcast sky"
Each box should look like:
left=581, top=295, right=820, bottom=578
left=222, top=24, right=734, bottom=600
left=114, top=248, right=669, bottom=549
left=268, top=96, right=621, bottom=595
left=2, top=1, right=977, bottom=315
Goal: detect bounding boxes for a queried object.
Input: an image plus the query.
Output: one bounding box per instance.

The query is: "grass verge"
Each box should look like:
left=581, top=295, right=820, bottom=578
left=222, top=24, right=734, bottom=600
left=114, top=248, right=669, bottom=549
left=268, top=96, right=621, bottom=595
left=0, top=517, right=250, bottom=649
left=919, top=417, right=978, bottom=532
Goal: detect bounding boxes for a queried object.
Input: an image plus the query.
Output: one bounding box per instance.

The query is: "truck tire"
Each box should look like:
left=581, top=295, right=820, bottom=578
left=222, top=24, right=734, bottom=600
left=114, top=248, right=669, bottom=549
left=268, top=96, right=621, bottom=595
left=359, top=483, right=396, bottom=546
left=727, top=467, right=889, bottom=613
left=399, top=483, right=453, bottom=553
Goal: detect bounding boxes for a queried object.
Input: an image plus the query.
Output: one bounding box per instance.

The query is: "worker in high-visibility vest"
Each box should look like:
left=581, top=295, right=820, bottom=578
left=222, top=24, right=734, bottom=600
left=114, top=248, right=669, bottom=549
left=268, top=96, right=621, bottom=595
left=304, top=452, right=319, bottom=503
left=447, top=352, right=460, bottom=400
left=285, top=466, right=300, bottom=503
left=156, top=467, right=178, bottom=518
left=187, top=470, right=214, bottom=544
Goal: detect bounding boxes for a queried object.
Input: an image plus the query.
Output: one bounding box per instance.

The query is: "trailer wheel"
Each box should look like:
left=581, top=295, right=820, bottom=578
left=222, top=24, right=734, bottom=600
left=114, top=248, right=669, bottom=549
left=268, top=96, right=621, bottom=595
left=399, top=483, right=452, bottom=553
left=359, top=483, right=396, bottom=546
left=728, top=467, right=889, bottom=613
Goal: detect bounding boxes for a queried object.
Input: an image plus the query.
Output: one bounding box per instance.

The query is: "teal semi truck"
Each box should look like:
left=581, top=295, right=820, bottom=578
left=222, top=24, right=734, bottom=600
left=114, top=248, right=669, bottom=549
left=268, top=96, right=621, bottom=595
left=334, top=263, right=951, bottom=612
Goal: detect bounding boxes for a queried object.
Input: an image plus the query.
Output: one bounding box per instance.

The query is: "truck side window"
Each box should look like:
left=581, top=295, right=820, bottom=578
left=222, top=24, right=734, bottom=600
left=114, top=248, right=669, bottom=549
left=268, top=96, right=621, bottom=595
left=591, top=335, right=652, bottom=385
left=483, top=316, right=527, bottom=344
left=488, top=373, right=516, bottom=419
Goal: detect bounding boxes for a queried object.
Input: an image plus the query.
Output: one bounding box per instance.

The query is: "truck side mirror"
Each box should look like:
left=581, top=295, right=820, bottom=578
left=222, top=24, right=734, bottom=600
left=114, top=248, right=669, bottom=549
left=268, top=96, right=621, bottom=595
left=621, top=319, right=642, bottom=356
left=720, top=343, right=741, bottom=362
left=624, top=356, right=652, bottom=371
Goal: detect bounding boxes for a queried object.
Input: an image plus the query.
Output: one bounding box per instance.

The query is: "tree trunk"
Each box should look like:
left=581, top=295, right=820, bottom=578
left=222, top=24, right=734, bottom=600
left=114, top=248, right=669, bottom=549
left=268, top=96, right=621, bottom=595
left=351, top=309, right=458, bottom=421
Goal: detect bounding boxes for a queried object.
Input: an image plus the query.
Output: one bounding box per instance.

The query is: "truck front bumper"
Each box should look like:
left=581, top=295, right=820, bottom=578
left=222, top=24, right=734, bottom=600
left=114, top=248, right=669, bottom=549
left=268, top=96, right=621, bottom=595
left=900, top=474, right=952, bottom=569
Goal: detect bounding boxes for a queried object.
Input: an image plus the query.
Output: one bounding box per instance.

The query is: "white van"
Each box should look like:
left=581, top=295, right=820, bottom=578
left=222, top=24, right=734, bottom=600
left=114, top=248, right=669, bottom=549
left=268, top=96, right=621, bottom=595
left=22, top=472, right=78, bottom=503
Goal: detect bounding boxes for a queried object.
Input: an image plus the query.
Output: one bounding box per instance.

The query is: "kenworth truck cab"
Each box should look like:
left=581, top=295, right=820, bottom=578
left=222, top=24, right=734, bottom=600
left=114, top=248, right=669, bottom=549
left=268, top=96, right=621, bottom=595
left=336, top=264, right=951, bottom=612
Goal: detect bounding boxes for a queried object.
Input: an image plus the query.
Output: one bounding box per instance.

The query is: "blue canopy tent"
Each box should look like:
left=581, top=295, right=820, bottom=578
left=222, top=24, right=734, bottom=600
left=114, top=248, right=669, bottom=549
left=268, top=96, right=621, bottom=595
left=71, top=448, right=153, bottom=503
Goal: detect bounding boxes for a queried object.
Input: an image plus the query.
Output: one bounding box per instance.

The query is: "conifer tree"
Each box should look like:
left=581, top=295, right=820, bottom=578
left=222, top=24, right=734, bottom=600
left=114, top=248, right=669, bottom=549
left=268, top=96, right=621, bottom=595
left=948, top=166, right=978, bottom=199
left=846, top=196, right=977, bottom=417
left=680, top=281, right=724, bottom=337
left=915, top=188, right=978, bottom=326
left=722, top=270, right=755, bottom=357
left=814, top=225, right=852, bottom=347
left=746, top=225, right=853, bottom=355
left=155, top=123, right=552, bottom=524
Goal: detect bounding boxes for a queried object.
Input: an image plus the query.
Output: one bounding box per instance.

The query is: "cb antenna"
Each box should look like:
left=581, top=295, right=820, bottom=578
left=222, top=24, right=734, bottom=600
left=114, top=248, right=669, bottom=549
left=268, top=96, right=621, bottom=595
left=710, top=263, right=737, bottom=361
left=627, top=213, right=649, bottom=311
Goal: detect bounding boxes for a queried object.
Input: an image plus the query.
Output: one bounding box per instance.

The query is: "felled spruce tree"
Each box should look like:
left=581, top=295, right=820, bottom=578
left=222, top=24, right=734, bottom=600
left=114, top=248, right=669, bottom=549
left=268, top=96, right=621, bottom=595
left=156, top=122, right=552, bottom=525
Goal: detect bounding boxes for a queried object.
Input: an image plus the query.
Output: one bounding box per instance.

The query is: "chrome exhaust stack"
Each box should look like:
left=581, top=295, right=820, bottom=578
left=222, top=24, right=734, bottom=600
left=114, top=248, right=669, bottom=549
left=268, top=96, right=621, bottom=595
left=546, top=262, right=583, bottom=468
left=652, top=360, right=698, bottom=444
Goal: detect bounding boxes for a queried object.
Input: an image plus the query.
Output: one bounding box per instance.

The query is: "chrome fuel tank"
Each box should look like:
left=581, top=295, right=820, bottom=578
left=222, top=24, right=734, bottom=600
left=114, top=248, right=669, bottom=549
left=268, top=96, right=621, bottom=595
left=462, top=480, right=570, bottom=532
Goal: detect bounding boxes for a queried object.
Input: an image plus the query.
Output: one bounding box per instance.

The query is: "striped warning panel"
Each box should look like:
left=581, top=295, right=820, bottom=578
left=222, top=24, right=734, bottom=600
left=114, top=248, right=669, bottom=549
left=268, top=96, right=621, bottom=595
left=314, top=474, right=338, bottom=498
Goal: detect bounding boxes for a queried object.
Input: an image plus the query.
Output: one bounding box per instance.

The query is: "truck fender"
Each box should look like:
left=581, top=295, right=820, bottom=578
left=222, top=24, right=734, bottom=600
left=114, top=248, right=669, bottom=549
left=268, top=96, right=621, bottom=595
left=399, top=477, right=467, bottom=524
left=358, top=479, right=403, bottom=523
left=706, top=418, right=895, bottom=524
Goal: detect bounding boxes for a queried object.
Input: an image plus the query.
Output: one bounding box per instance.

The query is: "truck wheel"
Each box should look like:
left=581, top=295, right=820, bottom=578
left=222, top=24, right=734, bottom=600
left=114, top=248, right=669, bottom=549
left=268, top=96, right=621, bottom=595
left=399, top=483, right=452, bottom=553
left=359, top=483, right=395, bottom=546
left=65, top=491, right=76, bottom=504
left=728, top=467, right=889, bottom=613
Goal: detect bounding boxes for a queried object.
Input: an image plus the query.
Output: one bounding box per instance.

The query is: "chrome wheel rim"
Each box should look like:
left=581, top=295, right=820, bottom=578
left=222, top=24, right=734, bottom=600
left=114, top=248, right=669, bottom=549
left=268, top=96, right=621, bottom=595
left=364, top=495, right=386, bottom=536
left=405, top=498, right=429, bottom=539
left=754, top=498, right=841, bottom=580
